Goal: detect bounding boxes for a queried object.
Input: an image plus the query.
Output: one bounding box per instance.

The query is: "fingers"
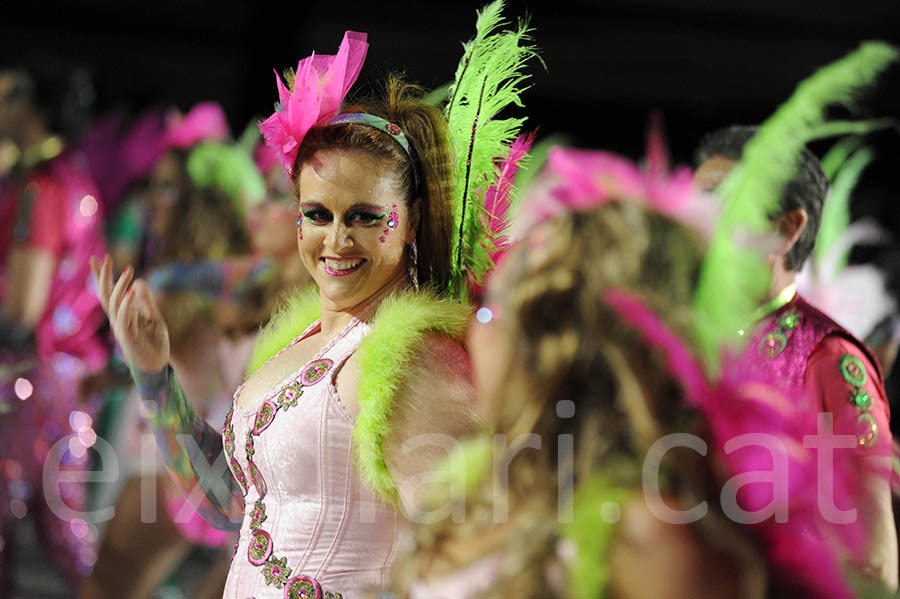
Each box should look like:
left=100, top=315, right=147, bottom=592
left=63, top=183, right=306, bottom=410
left=117, top=279, right=138, bottom=331
left=92, top=254, right=116, bottom=314
left=133, top=279, right=163, bottom=321
left=108, top=265, right=134, bottom=321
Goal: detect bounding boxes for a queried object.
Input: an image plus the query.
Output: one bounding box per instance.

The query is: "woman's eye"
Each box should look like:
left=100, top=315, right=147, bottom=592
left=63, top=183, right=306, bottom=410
left=349, top=211, right=385, bottom=225
left=301, top=209, right=331, bottom=224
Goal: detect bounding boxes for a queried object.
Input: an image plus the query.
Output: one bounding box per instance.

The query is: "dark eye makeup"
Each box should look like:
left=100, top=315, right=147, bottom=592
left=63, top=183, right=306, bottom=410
left=299, top=203, right=388, bottom=226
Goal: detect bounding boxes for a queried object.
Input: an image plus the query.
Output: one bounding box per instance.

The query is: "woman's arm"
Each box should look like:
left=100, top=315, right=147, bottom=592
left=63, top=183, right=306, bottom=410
left=132, top=366, right=243, bottom=529
left=91, top=255, right=243, bottom=529
left=381, top=335, right=480, bottom=517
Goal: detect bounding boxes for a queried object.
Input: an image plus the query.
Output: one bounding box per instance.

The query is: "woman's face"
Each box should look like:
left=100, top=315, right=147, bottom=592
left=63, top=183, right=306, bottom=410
left=297, top=149, right=414, bottom=312
left=146, top=152, right=184, bottom=235
left=247, top=166, right=300, bottom=258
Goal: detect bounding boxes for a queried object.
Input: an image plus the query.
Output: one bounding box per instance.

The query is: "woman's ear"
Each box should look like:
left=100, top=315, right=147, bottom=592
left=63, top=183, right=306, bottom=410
left=406, top=198, right=421, bottom=244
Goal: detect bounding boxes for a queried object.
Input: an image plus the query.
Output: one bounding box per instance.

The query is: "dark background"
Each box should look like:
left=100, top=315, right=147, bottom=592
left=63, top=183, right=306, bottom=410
left=3, top=0, right=898, bottom=173
left=2, top=0, right=900, bottom=257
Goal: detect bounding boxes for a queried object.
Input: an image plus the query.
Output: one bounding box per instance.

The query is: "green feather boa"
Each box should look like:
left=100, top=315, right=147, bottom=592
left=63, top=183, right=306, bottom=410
left=246, top=285, right=472, bottom=502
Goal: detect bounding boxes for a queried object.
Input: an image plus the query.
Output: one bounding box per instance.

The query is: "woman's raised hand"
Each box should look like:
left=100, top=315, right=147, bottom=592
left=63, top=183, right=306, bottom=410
left=90, top=255, right=170, bottom=374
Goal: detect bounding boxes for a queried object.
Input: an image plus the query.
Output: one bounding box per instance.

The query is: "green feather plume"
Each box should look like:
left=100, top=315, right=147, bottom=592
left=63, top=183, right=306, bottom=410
left=444, top=0, right=540, bottom=298
left=814, top=141, right=875, bottom=276
left=187, top=141, right=266, bottom=211
left=806, top=117, right=896, bottom=142
left=692, top=41, right=898, bottom=369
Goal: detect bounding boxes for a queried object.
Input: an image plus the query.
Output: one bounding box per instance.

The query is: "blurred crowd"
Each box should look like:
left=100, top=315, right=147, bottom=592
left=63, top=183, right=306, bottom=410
left=0, top=65, right=313, bottom=597
left=2, top=32, right=900, bottom=599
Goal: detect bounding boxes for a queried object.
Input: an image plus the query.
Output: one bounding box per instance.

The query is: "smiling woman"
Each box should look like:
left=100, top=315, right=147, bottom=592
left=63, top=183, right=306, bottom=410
left=88, top=15, right=536, bottom=597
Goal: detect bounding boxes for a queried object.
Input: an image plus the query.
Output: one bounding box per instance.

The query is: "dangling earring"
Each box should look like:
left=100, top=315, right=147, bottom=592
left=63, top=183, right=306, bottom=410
left=297, top=212, right=303, bottom=239
left=408, top=240, right=419, bottom=290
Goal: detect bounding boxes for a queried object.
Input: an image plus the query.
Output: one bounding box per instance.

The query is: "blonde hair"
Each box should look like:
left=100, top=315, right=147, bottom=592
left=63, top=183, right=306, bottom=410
left=396, top=203, right=764, bottom=596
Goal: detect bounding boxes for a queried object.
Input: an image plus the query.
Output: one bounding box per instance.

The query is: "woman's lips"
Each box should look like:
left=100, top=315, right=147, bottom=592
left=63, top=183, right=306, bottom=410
left=321, top=257, right=366, bottom=276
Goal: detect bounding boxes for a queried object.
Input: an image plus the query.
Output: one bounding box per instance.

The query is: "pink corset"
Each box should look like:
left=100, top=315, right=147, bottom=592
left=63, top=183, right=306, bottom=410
left=222, top=317, right=400, bottom=598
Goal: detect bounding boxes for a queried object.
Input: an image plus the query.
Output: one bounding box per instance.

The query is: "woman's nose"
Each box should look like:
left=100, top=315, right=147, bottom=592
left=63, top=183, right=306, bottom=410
left=326, top=222, right=352, bottom=250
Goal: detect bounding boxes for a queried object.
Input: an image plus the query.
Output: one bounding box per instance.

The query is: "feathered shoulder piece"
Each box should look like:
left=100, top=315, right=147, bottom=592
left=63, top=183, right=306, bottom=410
left=246, top=284, right=321, bottom=377
left=444, top=0, right=540, bottom=298
left=692, top=42, right=898, bottom=370
left=354, top=288, right=472, bottom=501
left=245, top=284, right=471, bottom=502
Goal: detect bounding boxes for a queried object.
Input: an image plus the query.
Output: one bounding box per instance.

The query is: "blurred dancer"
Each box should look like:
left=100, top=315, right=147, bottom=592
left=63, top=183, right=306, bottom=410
left=0, top=67, right=108, bottom=591
left=82, top=108, right=253, bottom=599
left=396, top=143, right=874, bottom=597
left=695, top=125, right=898, bottom=588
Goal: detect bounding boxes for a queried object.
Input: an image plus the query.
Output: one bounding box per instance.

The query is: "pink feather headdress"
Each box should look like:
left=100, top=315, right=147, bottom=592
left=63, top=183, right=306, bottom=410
left=258, top=31, right=369, bottom=181
left=513, top=121, right=721, bottom=241
left=162, top=102, right=229, bottom=150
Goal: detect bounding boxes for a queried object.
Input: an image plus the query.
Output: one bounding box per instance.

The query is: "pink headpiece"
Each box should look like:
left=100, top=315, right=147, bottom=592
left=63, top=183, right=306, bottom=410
left=258, top=31, right=369, bottom=181
left=253, top=142, right=278, bottom=175
left=513, top=145, right=710, bottom=238
left=163, top=102, right=229, bottom=150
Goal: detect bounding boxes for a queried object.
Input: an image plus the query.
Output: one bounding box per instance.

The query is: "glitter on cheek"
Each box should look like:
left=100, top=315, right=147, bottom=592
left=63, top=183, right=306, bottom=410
left=380, top=204, right=399, bottom=243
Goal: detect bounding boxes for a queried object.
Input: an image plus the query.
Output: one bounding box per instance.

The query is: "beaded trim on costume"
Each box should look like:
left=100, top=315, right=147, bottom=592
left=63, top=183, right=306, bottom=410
left=223, top=318, right=357, bottom=594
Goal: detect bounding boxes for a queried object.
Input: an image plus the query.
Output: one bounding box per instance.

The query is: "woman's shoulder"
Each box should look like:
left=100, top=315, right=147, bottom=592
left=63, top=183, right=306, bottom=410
left=246, top=283, right=320, bottom=377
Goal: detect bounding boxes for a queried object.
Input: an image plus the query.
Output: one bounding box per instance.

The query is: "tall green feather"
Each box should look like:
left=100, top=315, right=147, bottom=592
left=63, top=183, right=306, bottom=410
left=444, top=0, right=539, bottom=298
left=692, top=42, right=898, bottom=369
left=814, top=140, right=875, bottom=277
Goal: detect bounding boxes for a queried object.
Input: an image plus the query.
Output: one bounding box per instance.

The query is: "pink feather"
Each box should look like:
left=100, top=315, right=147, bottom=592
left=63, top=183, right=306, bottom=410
left=163, top=102, right=229, bottom=150
left=603, top=289, right=711, bottom=403
left=604, top=288, right=868, bottom=597
left=644, top=111, right=669, bottom=179
left=258, top=31, right=368, bottom=181
left=484, top=131, right=536, bottom=263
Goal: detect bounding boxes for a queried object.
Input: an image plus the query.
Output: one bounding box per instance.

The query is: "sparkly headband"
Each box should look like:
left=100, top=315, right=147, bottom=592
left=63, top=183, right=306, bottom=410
left=329, top=112, right=419, bottom=189
left=329, top=112, right=412, bottom=157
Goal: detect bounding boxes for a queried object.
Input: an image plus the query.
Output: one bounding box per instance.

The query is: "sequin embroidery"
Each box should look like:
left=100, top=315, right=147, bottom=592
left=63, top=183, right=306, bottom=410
left=285, top=576, right=321, bottom=599
left=277, top=381, right=303, bottom=411
left=231, top=457, right=248, bottom=495
left=249, top=460, right=267, bottom=497
left=254, top=400, right=278, bottom=434
left=839, top=355, right=867, bottom=387
left=758, top=331, right=788, bottom=359
left=248, top=529, right=273, bottom=566
left=263, top=555, right=292, bottom=588
left=246, top=433, right=256, bottom=461
left=223, top=407, right=236, bottom=458
left=249, top=499, right=267, bottom=530
left=300, top=359, right=333, bottom=386
left=856, top=413, right=879, bottom=449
